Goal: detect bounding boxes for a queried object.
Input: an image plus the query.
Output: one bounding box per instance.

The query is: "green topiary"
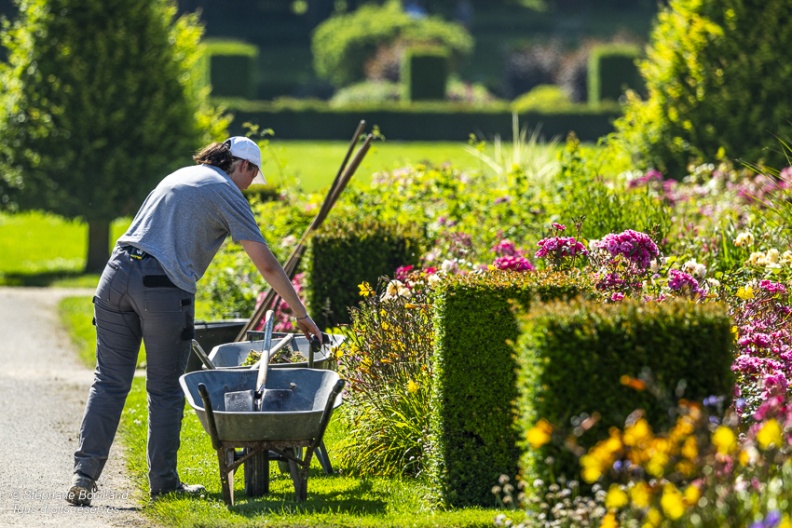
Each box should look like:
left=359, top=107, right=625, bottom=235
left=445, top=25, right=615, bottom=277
left=311, top=0, right=472, bottom=88
left=402, top=46, right=449, bottom=101
left=587, top=43, right=643, bottom=105
left=203, top=38, right=258, bottom=99
left=614, top=0, right=792, bottom=179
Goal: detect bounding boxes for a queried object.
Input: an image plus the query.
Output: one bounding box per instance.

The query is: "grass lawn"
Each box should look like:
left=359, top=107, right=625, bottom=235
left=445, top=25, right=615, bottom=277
left=261, top=140, right=489, bottom=193
left=60, top=295, right=515, bottom=527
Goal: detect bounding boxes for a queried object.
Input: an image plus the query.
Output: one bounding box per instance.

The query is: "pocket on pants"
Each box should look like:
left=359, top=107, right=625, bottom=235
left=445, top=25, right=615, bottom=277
left=144, top=291, right=184, bottom=313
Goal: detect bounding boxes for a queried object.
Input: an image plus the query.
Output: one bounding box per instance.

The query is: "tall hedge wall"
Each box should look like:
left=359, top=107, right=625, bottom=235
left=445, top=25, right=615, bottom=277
left=218, top=99, right=621, bottom=141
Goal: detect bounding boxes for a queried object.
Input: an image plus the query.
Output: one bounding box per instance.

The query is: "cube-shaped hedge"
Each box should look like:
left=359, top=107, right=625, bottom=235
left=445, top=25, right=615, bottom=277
left=306, top=218, right=423, bottom=329
left=587, top=43, right=644, bottom=105
left=204, top=39, right=258, bottom=99
left=402, top=46, right=449, bottom=102
left=427, top=270, right=592, bottom=508
left=515, top=297, right=734, bottom=490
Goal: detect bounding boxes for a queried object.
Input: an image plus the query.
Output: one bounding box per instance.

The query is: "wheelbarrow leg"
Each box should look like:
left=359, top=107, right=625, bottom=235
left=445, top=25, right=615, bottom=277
left=315, top=440, right=333, bottom=474
left=216, top=448, right=236, bottom=506
left=244, top=448, right=269, bottom=497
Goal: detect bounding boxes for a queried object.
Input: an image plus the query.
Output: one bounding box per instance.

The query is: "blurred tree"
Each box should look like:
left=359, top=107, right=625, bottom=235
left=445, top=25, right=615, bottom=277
left=614, top=0, right=792, bottom=178
left=0, top=0, right=229, bottom=272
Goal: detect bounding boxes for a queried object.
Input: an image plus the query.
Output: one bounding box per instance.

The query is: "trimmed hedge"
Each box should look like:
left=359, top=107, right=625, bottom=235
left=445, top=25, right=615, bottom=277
left=219, top=98, right=622, bottom=142
left=427, top=270, right=592, bottom=508
left=587, top=43, right=644, bottom=105
left=403, top=47, right=449, bottom=102
left=515, top=297, right=734, bottom=492
left=204, top=39, right=258, bottom=99
left=306, top=218, right=423, bottom=329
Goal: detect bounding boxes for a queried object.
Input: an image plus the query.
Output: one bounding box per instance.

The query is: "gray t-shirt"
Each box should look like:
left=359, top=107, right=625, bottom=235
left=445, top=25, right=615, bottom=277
left=117, top=164, right=266, bottom=293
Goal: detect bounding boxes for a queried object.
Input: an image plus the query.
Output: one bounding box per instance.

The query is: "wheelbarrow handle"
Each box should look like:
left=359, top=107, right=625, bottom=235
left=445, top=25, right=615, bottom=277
left=197, top=383, right=222, bottom=451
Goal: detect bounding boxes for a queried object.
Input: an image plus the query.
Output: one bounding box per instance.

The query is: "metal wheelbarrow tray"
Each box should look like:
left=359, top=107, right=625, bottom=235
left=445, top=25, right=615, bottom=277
left=180, top=367, right=345, bottom=506
left=207, top=333, right=345, bottom=370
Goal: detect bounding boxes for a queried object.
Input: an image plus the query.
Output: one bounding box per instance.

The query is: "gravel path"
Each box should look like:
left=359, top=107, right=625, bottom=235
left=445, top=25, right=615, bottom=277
left=0, top=287, right=157, bottom=527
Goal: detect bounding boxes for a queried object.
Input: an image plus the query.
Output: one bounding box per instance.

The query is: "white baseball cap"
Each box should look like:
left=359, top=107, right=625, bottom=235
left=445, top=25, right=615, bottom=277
left=225, top=136, right=266, bottom=185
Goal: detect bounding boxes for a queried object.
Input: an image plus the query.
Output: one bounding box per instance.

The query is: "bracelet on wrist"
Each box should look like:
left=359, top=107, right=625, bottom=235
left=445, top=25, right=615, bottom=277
left=295, top=314, right=310, bottom=320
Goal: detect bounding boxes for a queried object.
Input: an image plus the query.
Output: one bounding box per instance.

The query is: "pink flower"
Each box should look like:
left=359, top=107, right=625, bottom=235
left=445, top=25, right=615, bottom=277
left=552, top=222, right=566, bottom=232
left=493, top=255, right=534, bottom=272
left=492, top=239, right=520, bottom=257
left=593, top=230, right=660, bottom=270
left=395, top=265, right=414, bottom=281
left=610, top=292, right=625, bottom=302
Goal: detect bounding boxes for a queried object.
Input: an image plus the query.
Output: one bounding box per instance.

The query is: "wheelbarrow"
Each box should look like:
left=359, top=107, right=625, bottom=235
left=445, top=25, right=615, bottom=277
left=199, top=332, right=346, bottom=474
left=179, top=367, right=345, bottom=506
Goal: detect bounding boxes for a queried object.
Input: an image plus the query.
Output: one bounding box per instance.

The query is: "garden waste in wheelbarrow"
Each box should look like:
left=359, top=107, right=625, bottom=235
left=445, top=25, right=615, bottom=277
left=179, top=367, right=345, bottom=506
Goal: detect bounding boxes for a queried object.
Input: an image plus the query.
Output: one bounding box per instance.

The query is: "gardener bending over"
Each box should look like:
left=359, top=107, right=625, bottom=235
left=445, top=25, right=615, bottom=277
left=67, top=136, right=321, bottom=505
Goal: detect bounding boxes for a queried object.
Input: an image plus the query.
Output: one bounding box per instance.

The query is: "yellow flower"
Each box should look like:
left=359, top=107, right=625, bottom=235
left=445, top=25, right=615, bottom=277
left=736, top=285, right=755, bottom=300
left=629, top=481, right=652, bottom=508
left=660, top=484, right=686, bottom=520
left=605, top=484, right=629, bottom=509
left=644, top=507, right=662, bottom=527
left=756, top=418, right=783, bottom=450
left=407, top=380, right=419, bottom=394
left=526, top=419, right=553, bottom=449
left=681, top=436, right=698, bottom=461
left=601, top=511, right=619, bottom=528
left=624, top=418, right=653, bottom=447
left=779, top=515, right=792, bottom=528
left=683, top=483, right=700, bottom=506
left=712, top=425, right=737, bottom=455
left=358, top=281, right=374, bottom=297
left=580, top=454, right=603, bottom=483
left=739, top=445, right=758, bottom=466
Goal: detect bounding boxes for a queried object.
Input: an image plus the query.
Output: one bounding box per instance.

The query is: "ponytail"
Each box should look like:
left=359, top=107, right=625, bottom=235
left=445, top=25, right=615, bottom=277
left=193, top=141, right=234, bottom=172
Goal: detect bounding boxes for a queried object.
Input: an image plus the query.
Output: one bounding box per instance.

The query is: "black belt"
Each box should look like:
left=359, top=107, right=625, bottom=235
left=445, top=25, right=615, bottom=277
left=121, top=245, right=149, bottom=260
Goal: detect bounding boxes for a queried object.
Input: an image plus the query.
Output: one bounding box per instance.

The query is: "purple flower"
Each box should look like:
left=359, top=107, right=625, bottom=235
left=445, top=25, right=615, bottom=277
left=535, top=236, right=589, bottom=261
left=668, top=269, right=703, bottom=296
left=593, top=230, right=660, bottom=270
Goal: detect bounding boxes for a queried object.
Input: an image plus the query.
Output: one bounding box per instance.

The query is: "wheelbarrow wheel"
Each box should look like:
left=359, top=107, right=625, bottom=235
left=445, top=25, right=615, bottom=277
left=244, top=449, right=269, bottom=498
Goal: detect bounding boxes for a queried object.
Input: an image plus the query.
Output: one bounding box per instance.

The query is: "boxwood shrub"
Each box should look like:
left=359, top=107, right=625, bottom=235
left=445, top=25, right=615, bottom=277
left=515, top=297, right=734, bottom=492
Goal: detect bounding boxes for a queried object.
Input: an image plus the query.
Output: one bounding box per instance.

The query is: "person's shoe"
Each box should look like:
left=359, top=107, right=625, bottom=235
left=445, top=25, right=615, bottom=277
left=149, top=482, right=206, bottom=502
left=66, top=472, right=98, bottom=507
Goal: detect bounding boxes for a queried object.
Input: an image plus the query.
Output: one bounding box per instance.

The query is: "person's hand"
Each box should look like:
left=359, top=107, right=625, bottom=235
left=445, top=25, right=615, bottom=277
left=295, top=314, right=322, bottom=345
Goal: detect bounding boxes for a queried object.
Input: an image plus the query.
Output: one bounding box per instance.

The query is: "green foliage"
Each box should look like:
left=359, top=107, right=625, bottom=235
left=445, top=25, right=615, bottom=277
left=204, top=38, right=258, bottom=99
left=515, top=297, right=734, bottom=493
left=402, top=46, right=449, bottom=102
left=0, top=0, right=229, bottom=219
left=511, top=84, right=574, bottom=113
left=552, top=134, right=672, bottom=246
left=587, top=42, right=643, bottom=105
left=335, top=275, right=435, bottom=477
left=614, top=0, right=792, bottom=178
left=427, top=270, right=593, bottom=508
left=221, top=96, right=620, bottom=142
left=311, top=0, right=473, bottom=88
left=306, top=217, right=423, bottom=328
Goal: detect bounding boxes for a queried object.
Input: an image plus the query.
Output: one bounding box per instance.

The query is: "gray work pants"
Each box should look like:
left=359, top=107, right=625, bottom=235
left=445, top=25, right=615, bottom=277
left=73, top=246, right=194, bottom=494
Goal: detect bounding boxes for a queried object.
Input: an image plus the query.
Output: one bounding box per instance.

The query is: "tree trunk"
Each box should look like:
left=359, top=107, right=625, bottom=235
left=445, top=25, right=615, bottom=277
left=85, top=220, right=111, bottom=274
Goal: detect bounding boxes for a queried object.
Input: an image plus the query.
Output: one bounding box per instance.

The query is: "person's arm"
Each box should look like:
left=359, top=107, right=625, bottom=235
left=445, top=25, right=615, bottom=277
left=240, top=239, right=322, bottom=343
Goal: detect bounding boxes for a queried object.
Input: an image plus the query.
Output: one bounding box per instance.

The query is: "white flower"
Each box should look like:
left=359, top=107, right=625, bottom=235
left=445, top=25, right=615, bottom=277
left=766, top=248, right=780, bottom=264
left=650, top=259, right=660, bottom=273
left=734, top=232, right=754, bottom=247
left=380, top=280, right=410, bottom=301
left=427, top=273, right=442, bottom=286
left=441, top=259, right=458, bottom=273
